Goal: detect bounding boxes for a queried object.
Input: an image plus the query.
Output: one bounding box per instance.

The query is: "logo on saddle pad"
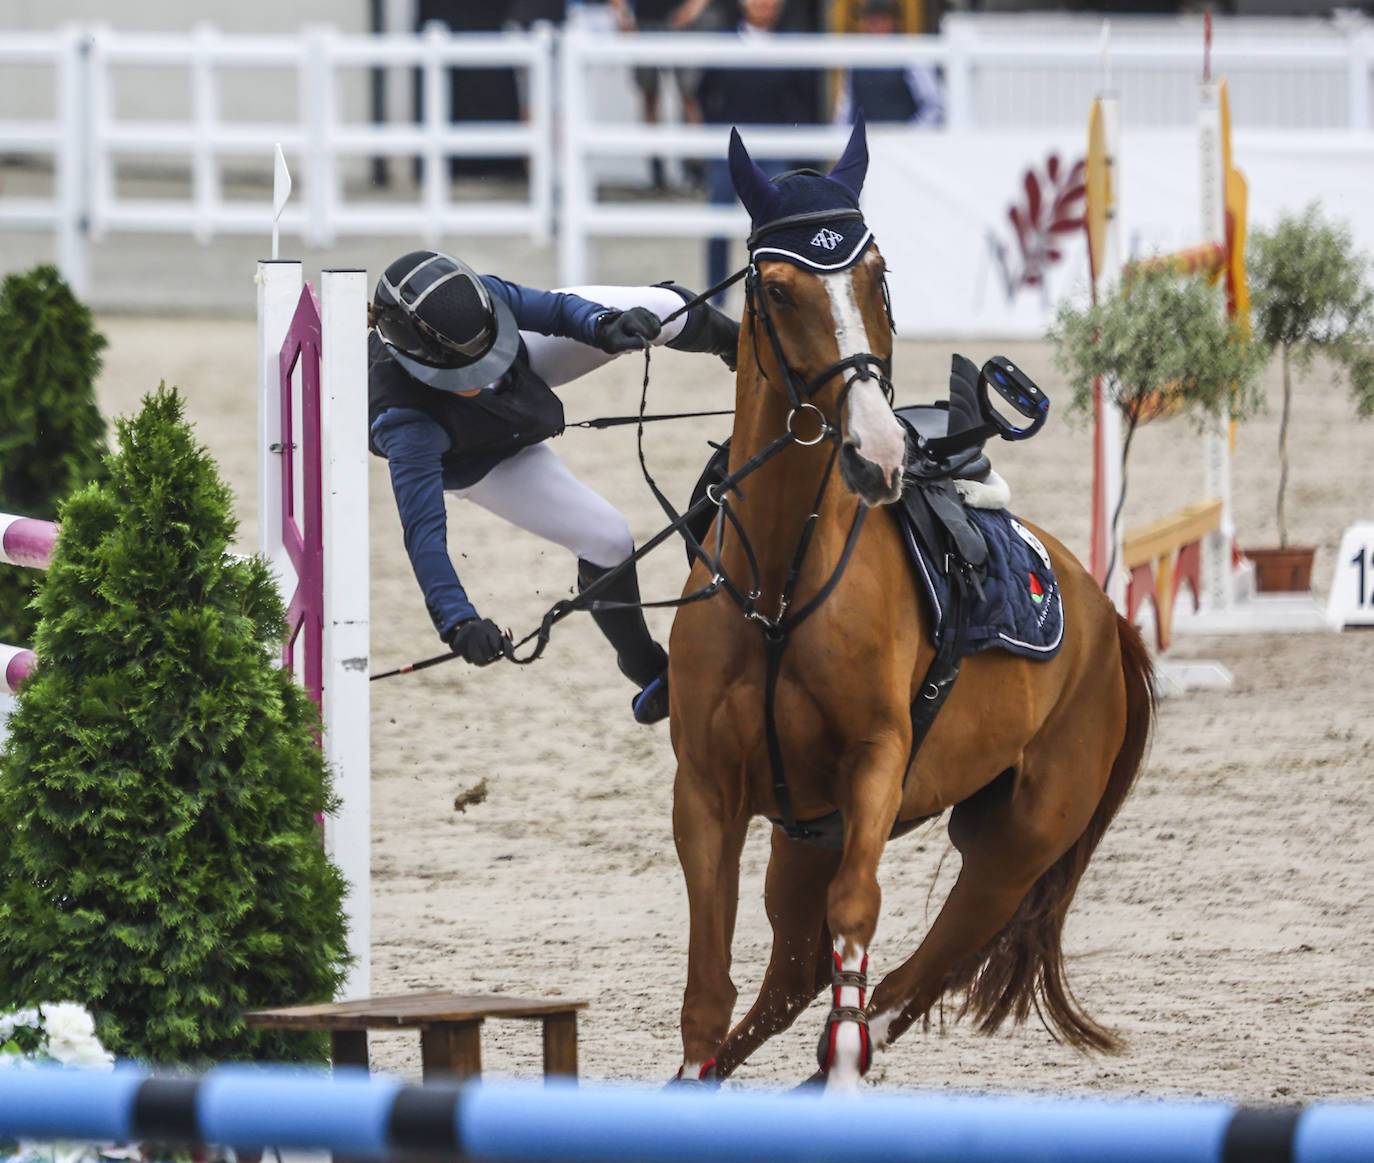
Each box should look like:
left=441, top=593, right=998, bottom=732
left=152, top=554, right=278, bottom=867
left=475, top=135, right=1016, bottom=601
left=809, top=227, right=845, bottom=250
left=1010, top=518, right=1051, bottom=570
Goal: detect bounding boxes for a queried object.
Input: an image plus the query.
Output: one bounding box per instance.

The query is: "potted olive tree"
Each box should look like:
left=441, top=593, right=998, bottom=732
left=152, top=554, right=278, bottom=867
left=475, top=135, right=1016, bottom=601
left=1245, top=203, right=1374, bottom=590
left=1048, top=259, right=1266, bottom=582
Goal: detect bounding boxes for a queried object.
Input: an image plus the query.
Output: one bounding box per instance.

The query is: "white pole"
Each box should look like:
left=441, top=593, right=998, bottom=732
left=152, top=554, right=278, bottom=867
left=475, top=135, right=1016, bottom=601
left=1197, top=81, right=1233, bottom=612
left=558, top=24, right=591, bottom=286
left=527, top=21, right=554, bottom=247
left=319, top=268, right=371, bottom=1002
left=421, top=21, right=446, bottom=249
left=55, top=25, right=90, bottom=297
left=256, top=259, right=302, bottom=605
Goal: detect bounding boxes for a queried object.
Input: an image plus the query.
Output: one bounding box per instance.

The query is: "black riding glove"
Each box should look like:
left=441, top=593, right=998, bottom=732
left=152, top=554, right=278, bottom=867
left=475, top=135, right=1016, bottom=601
left=443, top=617, right=506, bottom=665
left=593, top=307, right=662, bottom=353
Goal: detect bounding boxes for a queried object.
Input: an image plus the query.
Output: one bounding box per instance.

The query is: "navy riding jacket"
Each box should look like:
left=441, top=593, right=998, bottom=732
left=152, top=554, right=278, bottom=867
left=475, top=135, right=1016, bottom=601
left=370, top=276, right=611, bottom=639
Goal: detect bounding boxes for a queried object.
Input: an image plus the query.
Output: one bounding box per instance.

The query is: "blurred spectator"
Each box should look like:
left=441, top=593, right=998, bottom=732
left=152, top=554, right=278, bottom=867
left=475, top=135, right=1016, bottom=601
left=507, top=0, right=568, bottom=25
left=833, top=0, right=945, bottom=126
left=696, top=0, right=821, bottom=300
left=607, top=0, right=725, bottom=190
left=415, top=1, right=523, bottom=178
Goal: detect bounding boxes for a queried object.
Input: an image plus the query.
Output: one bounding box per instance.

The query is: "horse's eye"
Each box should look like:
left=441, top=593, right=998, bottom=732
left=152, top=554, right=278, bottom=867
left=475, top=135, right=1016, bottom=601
left=765, top=283, right=789, bottom=306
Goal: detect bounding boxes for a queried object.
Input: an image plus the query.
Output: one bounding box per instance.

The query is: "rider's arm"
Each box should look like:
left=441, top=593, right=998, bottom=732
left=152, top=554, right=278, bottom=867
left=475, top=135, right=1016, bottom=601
left=482, top=275, right=609, bottom=345
left=370, top=408, right=479, bottom=639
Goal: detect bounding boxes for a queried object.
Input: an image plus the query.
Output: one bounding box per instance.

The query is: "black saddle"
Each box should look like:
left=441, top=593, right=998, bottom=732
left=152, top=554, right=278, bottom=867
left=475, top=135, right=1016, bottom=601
left=896, top=354, right=992, bottom=484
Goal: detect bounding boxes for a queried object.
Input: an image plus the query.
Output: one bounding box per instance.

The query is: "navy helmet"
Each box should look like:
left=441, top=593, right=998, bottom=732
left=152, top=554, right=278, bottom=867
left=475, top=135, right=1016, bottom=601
left=371, top=250, right=521, bottom=392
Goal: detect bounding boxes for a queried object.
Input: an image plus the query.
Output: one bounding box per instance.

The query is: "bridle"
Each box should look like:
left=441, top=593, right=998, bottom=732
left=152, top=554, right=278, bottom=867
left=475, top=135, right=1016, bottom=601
left=679, top=218, right=900, bottom=842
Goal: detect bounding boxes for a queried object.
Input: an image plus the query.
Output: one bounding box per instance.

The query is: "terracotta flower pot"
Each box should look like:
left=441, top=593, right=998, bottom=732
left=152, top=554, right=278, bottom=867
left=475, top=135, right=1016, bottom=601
left=1243, top=545, right=1316, bottom=593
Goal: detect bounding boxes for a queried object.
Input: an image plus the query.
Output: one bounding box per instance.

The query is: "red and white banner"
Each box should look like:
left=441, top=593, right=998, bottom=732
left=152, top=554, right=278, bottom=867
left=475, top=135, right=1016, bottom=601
left=864, top=125, right=1374, bottom=339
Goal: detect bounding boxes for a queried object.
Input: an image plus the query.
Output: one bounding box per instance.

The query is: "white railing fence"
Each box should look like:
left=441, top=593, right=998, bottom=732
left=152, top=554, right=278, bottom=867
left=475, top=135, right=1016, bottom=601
left=3, top=14, right=1374, bottom=295
left=0, top=22, right=556, bottom=295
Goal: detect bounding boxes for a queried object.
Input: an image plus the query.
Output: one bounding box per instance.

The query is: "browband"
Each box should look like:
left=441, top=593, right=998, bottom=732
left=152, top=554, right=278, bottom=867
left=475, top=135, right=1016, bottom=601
left=747, top=208, right=865, bottom=252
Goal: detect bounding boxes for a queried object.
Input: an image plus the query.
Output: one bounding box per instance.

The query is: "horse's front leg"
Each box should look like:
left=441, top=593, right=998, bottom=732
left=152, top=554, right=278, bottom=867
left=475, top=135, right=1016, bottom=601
left=672, top=758, right=749, bottom=1082
left=820, top=731, right=907, bottom=1092
left=713, top=829, right=841, bottom=1077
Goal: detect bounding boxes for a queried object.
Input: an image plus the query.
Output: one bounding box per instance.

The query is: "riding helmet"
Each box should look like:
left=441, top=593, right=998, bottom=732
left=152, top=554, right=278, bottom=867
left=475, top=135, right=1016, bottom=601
left=371, top=250, right=521, bottom=392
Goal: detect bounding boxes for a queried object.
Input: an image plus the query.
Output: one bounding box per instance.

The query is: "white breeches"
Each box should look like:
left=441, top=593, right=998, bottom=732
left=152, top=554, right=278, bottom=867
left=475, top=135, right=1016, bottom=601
left=447, top=442, right=633, bottom=570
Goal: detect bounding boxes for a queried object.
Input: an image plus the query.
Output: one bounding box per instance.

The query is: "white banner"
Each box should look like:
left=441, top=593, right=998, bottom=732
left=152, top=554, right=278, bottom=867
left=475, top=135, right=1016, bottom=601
left=864, top=126, right=1374, bottom=339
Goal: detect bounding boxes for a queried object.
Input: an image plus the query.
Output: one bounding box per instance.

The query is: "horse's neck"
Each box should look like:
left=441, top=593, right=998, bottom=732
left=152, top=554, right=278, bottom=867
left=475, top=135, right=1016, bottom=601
left=726, top=377, right=858, bottom=599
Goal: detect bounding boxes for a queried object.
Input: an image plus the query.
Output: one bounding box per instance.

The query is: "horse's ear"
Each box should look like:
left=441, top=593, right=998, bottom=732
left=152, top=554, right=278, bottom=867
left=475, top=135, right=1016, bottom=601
left=829, top=112, right=869, bottom=199
left=728, top=126, right=781, bottom=222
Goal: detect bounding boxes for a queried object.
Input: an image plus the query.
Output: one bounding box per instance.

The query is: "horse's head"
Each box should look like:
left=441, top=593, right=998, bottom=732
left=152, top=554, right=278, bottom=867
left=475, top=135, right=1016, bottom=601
left=730, top=116, right=906, bottom=508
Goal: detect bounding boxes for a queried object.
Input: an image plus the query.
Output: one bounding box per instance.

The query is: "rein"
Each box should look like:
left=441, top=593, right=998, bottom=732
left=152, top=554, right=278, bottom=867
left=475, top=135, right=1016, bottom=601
left=370, top=267, right=785, bottom=683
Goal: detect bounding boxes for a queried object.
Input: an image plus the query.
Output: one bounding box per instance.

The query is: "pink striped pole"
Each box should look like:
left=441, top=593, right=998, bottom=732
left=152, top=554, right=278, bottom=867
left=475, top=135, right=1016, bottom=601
left=1, top=644, right=38, bottom=695
left=0, top=513, right=59, bottom=693
left=0, top=514, right=58, bottom=570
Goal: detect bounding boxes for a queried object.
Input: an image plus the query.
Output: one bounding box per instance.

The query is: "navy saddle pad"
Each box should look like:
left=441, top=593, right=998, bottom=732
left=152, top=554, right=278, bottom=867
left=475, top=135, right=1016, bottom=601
left=899, top=505, right=1065, bottom=660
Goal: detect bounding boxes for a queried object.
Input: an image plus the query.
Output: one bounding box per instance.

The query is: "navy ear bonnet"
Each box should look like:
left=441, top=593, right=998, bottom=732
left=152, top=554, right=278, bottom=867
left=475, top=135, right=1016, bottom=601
left=729, top=113, right=874, bottom=273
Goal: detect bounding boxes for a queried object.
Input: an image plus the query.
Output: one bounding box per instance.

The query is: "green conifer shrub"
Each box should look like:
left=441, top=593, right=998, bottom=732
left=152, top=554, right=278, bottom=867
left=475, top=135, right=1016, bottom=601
left=0, top=386, right=350, bottom=1066
left=0, top=265, right=109, bottom=646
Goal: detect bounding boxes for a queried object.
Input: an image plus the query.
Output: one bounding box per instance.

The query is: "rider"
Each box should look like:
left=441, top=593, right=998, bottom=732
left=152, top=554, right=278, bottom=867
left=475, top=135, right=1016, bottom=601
left=368, top=249, right=739, bottom=724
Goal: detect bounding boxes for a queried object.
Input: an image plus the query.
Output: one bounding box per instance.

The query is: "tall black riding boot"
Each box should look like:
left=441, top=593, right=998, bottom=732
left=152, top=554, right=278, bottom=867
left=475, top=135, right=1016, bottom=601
left=577, top=559, right=668, bottom=689
left=659, top=282, right=741, bottom=371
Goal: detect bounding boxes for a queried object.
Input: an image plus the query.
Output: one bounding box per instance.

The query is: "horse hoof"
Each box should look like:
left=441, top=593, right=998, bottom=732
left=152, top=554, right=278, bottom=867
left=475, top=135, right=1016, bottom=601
left=665, top=1061, right=720, bottom=1089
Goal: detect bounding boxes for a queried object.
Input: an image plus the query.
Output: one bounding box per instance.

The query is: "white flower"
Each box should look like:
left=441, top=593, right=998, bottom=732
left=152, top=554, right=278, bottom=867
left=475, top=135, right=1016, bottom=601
left=0, top=1008, right=41, bottom=1044
left=36, top=1004, right=113, bottom=1072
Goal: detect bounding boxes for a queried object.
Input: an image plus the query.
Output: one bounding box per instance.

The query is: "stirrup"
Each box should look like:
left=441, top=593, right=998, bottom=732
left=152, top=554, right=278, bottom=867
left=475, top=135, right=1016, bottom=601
left=632, top=671, right=669, bottom=724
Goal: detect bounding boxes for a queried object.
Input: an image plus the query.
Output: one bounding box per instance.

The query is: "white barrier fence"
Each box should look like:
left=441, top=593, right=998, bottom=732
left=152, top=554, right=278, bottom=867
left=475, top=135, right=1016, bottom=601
left=5, top=15, right=1374, bottom=298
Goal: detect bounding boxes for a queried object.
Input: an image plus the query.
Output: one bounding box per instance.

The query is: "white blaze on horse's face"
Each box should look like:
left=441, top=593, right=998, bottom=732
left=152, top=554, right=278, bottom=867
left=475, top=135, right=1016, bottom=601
left=823, top=264, right=905, bottom=507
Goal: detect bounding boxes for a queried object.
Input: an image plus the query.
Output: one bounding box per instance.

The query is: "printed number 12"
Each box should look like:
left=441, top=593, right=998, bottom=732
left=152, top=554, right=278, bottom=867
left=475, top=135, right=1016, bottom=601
left=1353, top=545, right=1371, bottom=608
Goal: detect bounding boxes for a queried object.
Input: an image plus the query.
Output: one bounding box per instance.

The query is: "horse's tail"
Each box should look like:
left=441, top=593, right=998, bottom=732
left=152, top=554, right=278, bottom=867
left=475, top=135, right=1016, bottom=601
left=953, top=612, right=1155, bottom=1052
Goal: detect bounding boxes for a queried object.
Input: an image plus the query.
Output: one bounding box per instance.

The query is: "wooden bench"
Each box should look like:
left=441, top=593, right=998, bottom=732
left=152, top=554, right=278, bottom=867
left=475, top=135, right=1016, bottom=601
left=245, top=991, right=588, bottom=1082
left=1121, top=496, right=1223, bottom=650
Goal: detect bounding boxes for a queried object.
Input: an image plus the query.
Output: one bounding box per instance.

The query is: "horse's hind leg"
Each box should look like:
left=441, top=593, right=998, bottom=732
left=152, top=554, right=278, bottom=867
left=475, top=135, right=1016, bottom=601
left=713, top=830, right=841, bottom=1078
left=673, top=763, right=750, bottom=1081
left=865, top=759, right=1106, bottom=1055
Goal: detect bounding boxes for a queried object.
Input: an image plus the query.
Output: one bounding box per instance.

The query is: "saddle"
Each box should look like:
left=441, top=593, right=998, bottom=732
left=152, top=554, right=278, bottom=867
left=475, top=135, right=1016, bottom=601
left=894, top=354, right=995, bottom=581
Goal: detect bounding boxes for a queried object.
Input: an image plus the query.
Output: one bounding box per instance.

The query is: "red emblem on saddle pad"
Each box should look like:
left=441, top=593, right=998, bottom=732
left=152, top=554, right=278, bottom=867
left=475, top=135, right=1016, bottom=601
left=1028, top=572, right=1045, bottom=603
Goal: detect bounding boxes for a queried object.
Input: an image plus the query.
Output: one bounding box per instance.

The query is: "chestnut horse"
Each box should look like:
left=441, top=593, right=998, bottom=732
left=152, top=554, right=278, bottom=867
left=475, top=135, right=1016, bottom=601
left=665, top=118, right=1155, bottom=1091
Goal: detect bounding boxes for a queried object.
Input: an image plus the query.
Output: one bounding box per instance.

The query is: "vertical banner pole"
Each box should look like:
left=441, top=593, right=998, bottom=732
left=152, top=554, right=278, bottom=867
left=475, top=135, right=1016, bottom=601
left=1086, top=76, right=1125, bottom=609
